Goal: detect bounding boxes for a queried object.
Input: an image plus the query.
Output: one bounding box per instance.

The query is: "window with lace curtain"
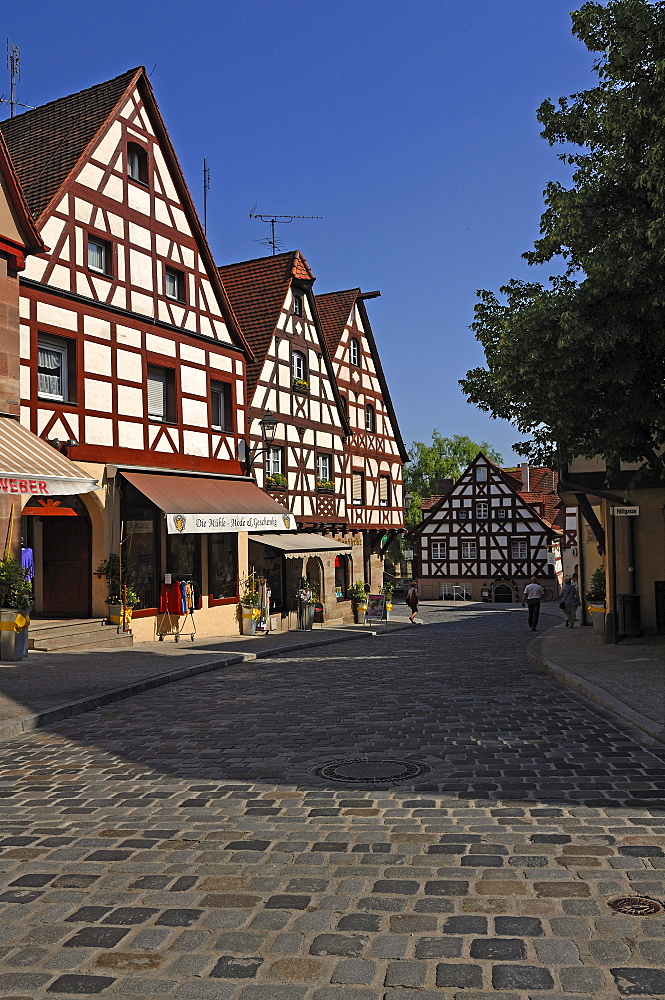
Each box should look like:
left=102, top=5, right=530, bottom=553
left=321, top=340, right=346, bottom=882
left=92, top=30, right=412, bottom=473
left=38, top=335, right=72, bottom=401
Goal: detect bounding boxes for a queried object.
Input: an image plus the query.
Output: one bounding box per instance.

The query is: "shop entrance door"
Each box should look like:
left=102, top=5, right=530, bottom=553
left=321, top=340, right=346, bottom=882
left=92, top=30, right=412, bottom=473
left=42, top=515, right=91, bottom=616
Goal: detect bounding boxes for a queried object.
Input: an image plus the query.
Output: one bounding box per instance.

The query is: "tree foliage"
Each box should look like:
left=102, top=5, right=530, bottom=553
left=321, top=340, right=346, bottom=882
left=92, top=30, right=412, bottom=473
left=460, top=0, right=665, bottom=479
left=404, top=432, right=502, bottom=496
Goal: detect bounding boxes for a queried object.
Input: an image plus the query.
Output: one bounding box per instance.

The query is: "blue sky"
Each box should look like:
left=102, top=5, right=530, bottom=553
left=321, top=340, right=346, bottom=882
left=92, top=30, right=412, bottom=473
left=4, top=1, right=595, bottom=465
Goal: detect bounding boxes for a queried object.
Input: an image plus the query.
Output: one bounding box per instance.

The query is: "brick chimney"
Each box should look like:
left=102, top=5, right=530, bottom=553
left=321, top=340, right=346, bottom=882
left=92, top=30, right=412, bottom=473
left=435, top=477, right=455, bottom=496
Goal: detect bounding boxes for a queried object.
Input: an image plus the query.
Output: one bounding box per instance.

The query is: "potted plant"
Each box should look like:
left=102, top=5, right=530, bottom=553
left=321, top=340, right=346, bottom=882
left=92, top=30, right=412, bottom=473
left=381, top=580, right=394, bottom=619
left=292, top=376, right=309, bottom=392
left=239, top=573, right=261, bottom=635
left=0, top=555, right=32, bottom=661
left=265, top=472, right=287, bottom=491
left=585, top=565, right=606, bottom=634
left=316, top=478, right=335, bottom=493
left=96, top=554, right=140, bottom=629
left=350, top=578, right=369, bottom=624
left=296, top=577, right=317, bottom=631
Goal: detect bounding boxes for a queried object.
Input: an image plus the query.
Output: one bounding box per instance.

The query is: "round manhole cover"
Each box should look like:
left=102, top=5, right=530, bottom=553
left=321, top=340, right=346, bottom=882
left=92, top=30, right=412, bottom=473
left=313, top=759, right=431, bottom=783
left=608, top=896, right=664, bottom=916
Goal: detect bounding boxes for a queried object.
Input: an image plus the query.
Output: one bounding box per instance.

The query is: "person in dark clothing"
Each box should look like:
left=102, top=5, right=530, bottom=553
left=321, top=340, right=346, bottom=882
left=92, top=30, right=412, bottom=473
left=406, top=582, right=420, bottom=624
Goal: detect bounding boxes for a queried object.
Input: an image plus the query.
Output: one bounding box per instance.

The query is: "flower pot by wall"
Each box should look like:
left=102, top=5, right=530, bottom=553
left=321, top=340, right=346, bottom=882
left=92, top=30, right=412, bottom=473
left=0, top=609, right=30, bottom=661
left=241, top=609, right=258, bottom=635
left=354, top=603, right=367, bottom=625
left=108, top=605, right=133, bottom=630
left=587, top=602, right=605, bottom=634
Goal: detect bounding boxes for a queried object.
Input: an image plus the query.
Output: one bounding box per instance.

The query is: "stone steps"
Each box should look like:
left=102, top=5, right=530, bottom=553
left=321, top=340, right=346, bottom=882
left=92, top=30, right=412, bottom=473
left=28, top=618, right=134, bottom=652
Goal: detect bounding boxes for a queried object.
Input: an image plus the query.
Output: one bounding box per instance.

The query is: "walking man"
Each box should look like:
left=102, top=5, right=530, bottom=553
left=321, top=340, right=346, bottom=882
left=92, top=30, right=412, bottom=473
left=560, top=576, right=579, bottom=628
left=522, top=576, right=544, bottom=631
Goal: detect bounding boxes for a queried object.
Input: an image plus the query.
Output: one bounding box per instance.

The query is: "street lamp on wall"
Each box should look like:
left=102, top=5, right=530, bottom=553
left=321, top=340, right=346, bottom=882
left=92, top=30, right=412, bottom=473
left=244, top=411, right=280, bottom=476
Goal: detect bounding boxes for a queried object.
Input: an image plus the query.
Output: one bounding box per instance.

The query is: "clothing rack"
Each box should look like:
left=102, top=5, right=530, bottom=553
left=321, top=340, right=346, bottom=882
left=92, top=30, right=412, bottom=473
left=157, top=577, right=199, bottom=642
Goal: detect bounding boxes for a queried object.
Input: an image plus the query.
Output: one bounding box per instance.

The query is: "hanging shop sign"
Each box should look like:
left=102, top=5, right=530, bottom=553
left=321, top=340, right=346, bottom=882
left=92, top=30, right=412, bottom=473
left=168, top=511, right=296, bottom=535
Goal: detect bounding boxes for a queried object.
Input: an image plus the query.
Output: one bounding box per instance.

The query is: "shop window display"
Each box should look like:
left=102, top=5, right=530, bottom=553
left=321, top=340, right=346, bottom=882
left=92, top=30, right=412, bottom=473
left=208, top=534, right=238, bottom=601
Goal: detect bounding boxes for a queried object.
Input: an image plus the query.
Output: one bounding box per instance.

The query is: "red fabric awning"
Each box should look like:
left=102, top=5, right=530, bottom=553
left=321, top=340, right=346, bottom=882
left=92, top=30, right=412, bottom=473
left=121, top=472, right=296, bottom=535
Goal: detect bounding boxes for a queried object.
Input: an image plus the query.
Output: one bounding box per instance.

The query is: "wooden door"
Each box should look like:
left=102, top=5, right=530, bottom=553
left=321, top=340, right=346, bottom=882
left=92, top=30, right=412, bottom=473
left=42, top=516, right=91, bottom=616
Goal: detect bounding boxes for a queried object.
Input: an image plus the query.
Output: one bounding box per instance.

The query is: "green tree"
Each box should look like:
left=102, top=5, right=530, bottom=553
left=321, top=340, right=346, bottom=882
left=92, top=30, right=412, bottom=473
left=460, top=0, right=665, bottom=479
left=404, top=432, right=502, bottom=496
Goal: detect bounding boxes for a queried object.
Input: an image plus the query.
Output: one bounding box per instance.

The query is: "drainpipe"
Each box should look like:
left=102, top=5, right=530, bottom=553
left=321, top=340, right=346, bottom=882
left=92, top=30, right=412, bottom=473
left=627, top=515, right=636, bottom=595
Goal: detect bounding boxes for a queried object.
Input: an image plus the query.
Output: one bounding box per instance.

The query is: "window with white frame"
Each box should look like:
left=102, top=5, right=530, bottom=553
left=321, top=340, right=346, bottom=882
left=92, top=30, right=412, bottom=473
left=365, top=403, right=375, bottom=433
left=147, top=365, right=167, bottom=420
left=210, top=381, right=230, bottom=431
left=292, top=294, right=303, bottom=316
left=317, top=453, right=332, bottom=482
left=37, top=336, right=68, bottom=401
left=379, top=475, right=390, bottom=507
left=511, top=539, right=528, bottom=559
left=476, top=502, right=488, bottom=519
left=349, top=338, right=360, bottom=366
left=265, top=447, right=283, bottom=477
left=496, top=507, right=507, bottom=519
left=88, top=235, right=112, bottom=275
left=461, top=540, right=477, bottom=560
left=431, top=540, right=446, bottom=561
left=475, top=466, right=487, bottom=482
left=165, top=267, right=185, bottom=301
left=127, top=142, right=148, bottom=184
left=292, top=351, right=307, bottom=383
left=457, top=509, right=468, bottom=520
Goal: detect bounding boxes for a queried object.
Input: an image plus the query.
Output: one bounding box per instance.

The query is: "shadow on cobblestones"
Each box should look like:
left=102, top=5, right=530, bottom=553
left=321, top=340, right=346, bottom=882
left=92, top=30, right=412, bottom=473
left=1, top=604, right=661, bottom=810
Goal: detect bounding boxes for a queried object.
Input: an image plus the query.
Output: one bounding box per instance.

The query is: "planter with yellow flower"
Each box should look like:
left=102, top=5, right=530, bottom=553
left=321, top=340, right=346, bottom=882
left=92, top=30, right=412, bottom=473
left=239, top=574, right=261, bottom=635
left=381, top=581, right=394, bottom=620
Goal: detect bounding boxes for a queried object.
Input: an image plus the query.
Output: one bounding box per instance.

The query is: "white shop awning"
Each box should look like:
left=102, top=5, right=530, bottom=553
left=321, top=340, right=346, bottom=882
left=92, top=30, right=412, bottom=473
left=0, top=415, right=98, bottom=496
left=249, top=532, right=352, bottom=558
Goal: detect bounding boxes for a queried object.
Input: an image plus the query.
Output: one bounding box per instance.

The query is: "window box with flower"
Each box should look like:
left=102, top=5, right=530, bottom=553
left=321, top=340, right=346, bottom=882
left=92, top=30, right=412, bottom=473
left=316, top=478, right=335, bottom=494
left=265, top=473, right=287, bottom=492
left=292, top=377, right=309, bottom=392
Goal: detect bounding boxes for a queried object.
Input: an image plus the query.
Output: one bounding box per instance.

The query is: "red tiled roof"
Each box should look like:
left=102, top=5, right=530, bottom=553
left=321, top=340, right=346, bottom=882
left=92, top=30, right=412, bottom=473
left=218, top=251, right=315, bottom=400
left=0, top=68, right=141, bottom=220
left=316, top=289, right=359, bottom=355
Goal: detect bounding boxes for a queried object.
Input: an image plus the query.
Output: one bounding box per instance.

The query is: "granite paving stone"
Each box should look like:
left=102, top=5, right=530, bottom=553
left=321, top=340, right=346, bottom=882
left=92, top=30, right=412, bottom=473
left=0, top=605, right=661, bottom=998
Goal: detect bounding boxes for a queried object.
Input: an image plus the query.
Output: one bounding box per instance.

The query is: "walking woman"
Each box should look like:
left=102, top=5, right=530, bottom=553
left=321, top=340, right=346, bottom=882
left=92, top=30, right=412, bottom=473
left=560, top=576, right=579, bottom=628
left=406, top=581, right=420, bottom=624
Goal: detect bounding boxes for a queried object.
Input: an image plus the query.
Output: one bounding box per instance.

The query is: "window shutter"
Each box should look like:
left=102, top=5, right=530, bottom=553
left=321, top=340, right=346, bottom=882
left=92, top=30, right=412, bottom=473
left=352, top=472, right=363, bottom=503
left=379, top=476, right=389, bottom=505
left=147, top=368, right=166, bottom=419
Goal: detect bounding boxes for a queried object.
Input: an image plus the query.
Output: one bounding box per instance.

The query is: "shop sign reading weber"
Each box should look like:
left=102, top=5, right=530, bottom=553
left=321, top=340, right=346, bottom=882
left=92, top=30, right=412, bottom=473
left=168, top=511, right=296, bottom=535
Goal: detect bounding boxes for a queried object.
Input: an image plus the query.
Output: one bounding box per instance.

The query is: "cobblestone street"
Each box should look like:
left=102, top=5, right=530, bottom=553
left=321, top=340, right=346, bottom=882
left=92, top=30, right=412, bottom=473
left=0, top=604, right=663, bottom=999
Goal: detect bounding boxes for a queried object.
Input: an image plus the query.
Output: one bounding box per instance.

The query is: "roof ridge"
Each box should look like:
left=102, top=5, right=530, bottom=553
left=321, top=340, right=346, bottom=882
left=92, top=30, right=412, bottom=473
left=0, top=67, right=143, bottom=126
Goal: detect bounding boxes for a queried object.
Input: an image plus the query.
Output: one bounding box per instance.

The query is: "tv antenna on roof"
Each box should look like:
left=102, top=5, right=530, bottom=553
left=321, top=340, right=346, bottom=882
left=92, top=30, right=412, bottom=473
left=249, top=205, right=322, bottom=255
left=0, top=40, right=34, bottom=118
left=202, top=158, right=210, bottom=234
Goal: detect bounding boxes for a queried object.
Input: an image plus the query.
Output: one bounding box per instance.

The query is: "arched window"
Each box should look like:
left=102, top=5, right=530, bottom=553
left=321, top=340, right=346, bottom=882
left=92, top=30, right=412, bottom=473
left=127, top=143, right=148, bottom=184
left=365, top=403, right=375, bottom=433
left=349, top=338, right=360, bottom=366
left=292, top=351, right=307, bottom=385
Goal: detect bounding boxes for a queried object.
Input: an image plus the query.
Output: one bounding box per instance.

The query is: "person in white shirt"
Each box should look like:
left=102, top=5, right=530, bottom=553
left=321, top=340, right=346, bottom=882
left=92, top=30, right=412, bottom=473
left=522, top=576, right=544, bottom=631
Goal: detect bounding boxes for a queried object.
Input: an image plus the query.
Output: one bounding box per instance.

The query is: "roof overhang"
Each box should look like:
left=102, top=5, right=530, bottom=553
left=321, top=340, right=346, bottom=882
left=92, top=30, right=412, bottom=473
left=121, top=471, right=296, bottom=534
left=0, top=415, right=98, bottom=496
left=248, top=532, right=352, bottom=558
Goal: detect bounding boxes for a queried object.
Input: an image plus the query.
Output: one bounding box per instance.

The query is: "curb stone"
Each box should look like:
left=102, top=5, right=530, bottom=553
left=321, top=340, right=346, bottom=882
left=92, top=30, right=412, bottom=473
left=526, top=633, right=665, bottom=746
left=0, top=624, right=413, bottom=742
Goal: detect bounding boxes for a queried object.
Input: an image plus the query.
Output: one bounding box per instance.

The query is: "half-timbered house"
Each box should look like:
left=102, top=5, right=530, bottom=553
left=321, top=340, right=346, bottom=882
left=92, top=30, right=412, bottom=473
left=218, top=252, right=362, bottom=625
left=316, top=288, right=407, bottom=584
left=0, top=68, right=293, bottom=645
left=415, top=453, right=567, bottom=602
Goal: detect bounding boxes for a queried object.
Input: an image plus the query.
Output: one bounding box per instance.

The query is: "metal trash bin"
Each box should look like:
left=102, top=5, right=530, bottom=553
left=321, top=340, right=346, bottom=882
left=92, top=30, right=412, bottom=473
left=617, top=594, right=641, bottom=637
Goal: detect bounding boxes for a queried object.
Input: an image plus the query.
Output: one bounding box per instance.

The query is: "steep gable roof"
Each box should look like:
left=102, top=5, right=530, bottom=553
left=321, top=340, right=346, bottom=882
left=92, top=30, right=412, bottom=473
left=416, top=453, right=563, bottom=534
left=0, top=67, right=251, bottom=357
left=0, top=134, right=45, bottom=261
left=316, top=288, right=408, bottom=463
left=0, top=68, right=140, bottom=221
left=218, top=251, right=315, bottom=399
left=316, top=288, right=359, bottom=356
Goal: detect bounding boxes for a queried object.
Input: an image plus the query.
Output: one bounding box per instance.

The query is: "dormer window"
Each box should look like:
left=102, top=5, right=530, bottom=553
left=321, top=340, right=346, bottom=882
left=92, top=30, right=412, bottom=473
left=127, top=142, right=148, bottom=184
left=293, top=294, right=303, bottom=316
left=349, top=338, right=360, bottom=366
